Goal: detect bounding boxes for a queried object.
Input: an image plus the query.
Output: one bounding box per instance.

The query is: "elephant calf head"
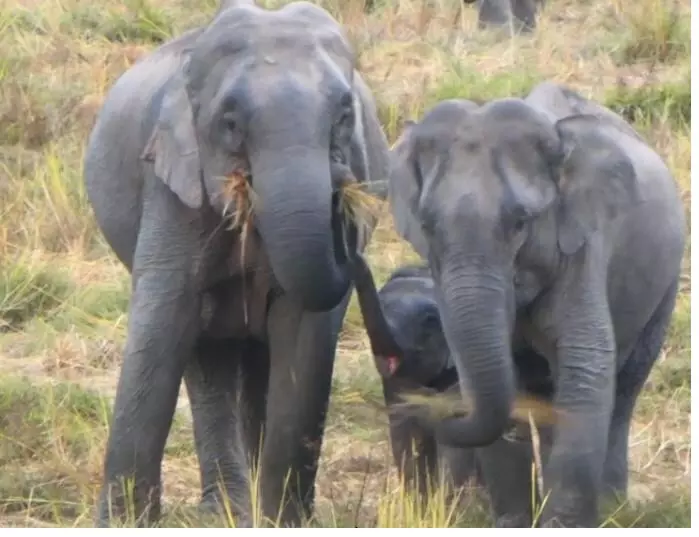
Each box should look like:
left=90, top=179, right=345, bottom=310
left=348, top=254, right=455, bottom=390
left=141, top=1, right=387, bottom=312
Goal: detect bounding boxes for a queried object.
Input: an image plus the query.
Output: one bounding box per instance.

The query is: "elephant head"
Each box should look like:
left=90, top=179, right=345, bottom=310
left=141, top=0, right=388, bottom=312
left=388, top=97, right=640, bottom=446
left=348, top=253, right=453, bottom=387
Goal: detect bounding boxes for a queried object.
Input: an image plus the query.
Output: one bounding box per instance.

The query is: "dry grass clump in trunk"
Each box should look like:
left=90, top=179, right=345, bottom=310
left=397, top=390, right=561, bottom=428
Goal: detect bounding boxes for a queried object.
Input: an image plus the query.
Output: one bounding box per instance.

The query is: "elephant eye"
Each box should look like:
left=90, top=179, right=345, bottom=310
left=336, top=108, right=353, bottom=129
left=336, top=92, right=355, bottom=127
left=222, top=111, right=237, bottom=131
left=508, top=204, right=530, bottom=235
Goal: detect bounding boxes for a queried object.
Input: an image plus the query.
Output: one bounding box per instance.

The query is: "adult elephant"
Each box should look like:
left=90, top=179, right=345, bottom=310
left=386, top=83, right=686, bottom=526
left=83, top=0, right=389, bottom=527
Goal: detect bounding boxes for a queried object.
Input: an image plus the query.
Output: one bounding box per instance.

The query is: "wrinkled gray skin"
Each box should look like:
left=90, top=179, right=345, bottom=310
left=348, top=256, right=554, bottom=501
left=83, top=0, right=389, bottom=527
left=387, top=81, right=686, bottom=526
left=464, top=0, right=544, bottom=33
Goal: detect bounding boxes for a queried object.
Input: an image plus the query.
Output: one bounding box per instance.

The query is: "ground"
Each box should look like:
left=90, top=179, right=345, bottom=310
left=0, top=0, right=691, bottom=528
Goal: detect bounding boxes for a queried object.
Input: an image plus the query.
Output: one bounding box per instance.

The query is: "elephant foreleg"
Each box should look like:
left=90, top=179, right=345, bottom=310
left=258, top=292, right=349, bottom=526
left=184, top=337, right=252, bottom=526
left=477, top=434, right=536, bottom=527
left=97, top=179, right=203, bottom=527
left=386, top=408, right=439, bottom=502
left=238, top=339, right=270, bottom=477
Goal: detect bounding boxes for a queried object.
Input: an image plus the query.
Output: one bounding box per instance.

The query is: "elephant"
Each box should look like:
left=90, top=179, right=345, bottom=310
left=82, top=0, right=390, bottom=527
left=464, top=0, right=545, bottom=33
left=386, top=81, right=686, bottom=526
left=347, top=252, right=555, bottom=503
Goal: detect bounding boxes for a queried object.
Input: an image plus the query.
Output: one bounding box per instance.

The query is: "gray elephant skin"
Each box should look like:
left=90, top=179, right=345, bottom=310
left=83, top=0, right=389, bottom=527
left=349, top=254, right=554, bottom=504
left=387, top=81, right=686, bottom=527
left=464, top=0, right=544, bottom=33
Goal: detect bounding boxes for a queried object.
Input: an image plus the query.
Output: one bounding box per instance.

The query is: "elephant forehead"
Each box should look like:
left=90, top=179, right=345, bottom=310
left=383, top=293, right=439, bottom=331
left=191, top=5, right=353, bottom=77
left=238, top=70, right=346, bottom=133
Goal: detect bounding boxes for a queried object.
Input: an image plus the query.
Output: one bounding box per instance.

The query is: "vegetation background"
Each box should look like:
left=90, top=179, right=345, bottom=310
left=0, top=0, right=691, bottom=528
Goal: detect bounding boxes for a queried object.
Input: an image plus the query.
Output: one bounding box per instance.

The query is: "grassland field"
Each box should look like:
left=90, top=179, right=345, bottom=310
left=0, top=0, right=691, bottom=528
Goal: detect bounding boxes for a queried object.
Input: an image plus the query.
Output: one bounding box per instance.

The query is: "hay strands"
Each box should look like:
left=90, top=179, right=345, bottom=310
left=219, top=167, right=257, bottom=326
left=396, top=390, right=562, bottom=428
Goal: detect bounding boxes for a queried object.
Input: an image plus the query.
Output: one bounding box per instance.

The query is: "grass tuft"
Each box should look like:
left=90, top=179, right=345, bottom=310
left=62, top=1, right=174, bottom=44
left=605, top=76, right=690, bottom=129
left=615, top=0, right=690, bottom=64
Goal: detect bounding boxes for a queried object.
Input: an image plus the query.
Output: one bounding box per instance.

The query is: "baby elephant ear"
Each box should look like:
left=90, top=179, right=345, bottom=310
left=141, top=63, right=203, bottom=209
left=553, top=114, right=641, bottom=256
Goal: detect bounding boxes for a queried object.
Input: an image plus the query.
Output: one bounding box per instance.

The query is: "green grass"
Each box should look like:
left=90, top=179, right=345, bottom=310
left=605, top=76, right=690, bottom=129
left=0, top=0, right=690, bottom=528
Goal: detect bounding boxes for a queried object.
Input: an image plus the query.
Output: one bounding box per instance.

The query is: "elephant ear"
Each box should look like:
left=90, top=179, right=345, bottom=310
left=342, top=72, right=391, bottom=253
left=554, top=114, right=641, bottom=256
left=387, top=121, right=430, bottom=260
left=141, top=61, right=203, bottom=210
left=349, top=73, right=390, bottom=196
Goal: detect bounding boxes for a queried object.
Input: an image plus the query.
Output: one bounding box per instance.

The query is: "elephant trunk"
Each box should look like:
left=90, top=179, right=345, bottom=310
left=436, top=266, right=515, bottom=447
left=250, top=146, right=351, bottom=312
left=349, top=252, right=401, bottom=359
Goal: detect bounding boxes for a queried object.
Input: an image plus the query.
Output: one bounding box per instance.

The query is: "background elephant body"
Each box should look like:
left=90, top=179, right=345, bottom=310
left=464, top=0, right=544, bottom=33
left=83, top=0, right=389, bottom=527
left=387, top=82, right=686, bottom=526
left=349, top=258, right=555, bottom=501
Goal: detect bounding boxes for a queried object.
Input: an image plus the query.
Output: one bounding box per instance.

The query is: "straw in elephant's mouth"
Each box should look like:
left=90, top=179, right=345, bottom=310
left=217, top=167, right=385, bottom=323
left=338, top=179, right=385, bottom=244
left=218, top=168, right=384, bottom=234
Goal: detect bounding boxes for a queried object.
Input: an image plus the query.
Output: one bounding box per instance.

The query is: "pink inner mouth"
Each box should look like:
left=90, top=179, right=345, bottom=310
left=386, top=355, right=399, bottom=376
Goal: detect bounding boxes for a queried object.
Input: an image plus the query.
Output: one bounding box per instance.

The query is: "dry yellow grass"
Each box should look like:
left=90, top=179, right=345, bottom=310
left=0, top=0, right=691, bottom=528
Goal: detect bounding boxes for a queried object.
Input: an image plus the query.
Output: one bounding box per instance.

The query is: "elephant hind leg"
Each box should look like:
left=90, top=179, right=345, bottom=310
left=184, top=338, right=253, bottom=526
left=603, top=277, right=681, bottom=499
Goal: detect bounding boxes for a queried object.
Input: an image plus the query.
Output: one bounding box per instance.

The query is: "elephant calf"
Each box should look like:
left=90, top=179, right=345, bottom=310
left=348, top=254, right=554, bottom=502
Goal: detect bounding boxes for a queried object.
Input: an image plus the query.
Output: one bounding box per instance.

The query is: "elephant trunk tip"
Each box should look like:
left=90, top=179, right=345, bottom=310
left=467, top=379, right=516, bottom=445
left=438, top=376, right=516, bottom=449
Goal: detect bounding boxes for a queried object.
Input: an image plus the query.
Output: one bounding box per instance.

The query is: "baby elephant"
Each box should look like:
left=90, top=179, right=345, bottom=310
left=349, top=254, right=554, bottom=500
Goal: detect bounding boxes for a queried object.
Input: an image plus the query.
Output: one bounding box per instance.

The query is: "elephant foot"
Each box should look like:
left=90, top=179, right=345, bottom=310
left=494, top=513, right=531, bottom=528
left=198, top=495, right=252, bottom=528
left=260, top=494, right=312, bottom=528
left=96, top=480, right=161, bottom=528
left=537, top=505, right=598, bottom=528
